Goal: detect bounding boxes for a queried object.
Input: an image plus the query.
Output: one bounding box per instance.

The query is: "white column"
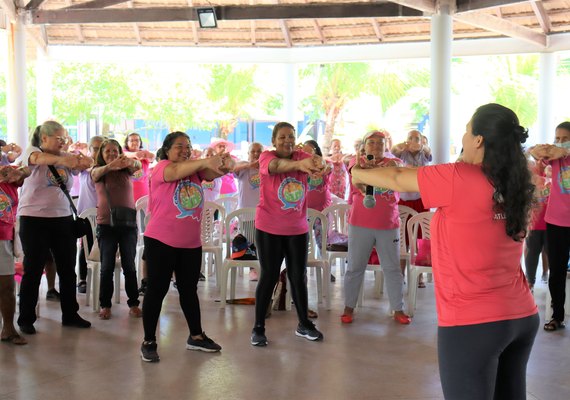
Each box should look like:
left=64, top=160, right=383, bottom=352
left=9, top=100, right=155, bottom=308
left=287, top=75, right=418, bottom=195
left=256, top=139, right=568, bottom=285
left=536, top=52, right=556, bottom=145
left=36, top=47, right=54, bottom=124
left=429, top=5, right=453, bottom=164
left=283, top=63, right=298, bottom=126
left=6, top=16, right=29, bottom=147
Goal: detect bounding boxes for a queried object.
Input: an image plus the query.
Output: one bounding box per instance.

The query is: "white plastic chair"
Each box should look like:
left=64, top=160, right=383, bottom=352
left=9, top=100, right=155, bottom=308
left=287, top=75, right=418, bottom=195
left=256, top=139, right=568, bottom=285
left=201, top=201, right=226, bottom=285
left=406, top=211, right=434, bottom=317
left=398, top=205, right=419, bottom=282
left=323, top=203, right=350, bottom=275
left=80, top=208, right=121, bottom=312
left=219, top=208, right=260, bottom=309
left=135, top=195, right=149, bottom=280
left=215, top=196, right=238, bottom=216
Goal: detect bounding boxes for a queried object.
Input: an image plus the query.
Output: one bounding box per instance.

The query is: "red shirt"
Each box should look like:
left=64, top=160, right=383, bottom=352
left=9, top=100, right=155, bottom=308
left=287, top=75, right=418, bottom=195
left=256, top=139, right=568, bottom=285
left=418, top=163, right=537, bottom=327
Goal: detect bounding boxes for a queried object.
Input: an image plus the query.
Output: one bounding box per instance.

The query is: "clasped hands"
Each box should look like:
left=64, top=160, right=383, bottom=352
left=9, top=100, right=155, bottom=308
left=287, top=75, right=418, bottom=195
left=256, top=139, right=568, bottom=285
left=208, top=152, right=236, bottom=174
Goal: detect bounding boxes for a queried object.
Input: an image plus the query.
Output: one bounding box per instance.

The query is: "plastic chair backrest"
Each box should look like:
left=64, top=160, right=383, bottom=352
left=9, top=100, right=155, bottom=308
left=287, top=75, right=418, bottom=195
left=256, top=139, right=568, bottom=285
left=79, top=207, right=97, bottom=260
left=322, top=203, right=350, bottom=236
left=135, top=195, right=149, bottom=234
left=224, top=208, right=257, bottom=256
left=215, top=196, right=238, bottom=216
left=202, top=201, right=226, bottom=246
left=398, top=204, right=418, bottom=251
left=407, top=212, right=434, bottom=262
left=307, top=208, right=329, bottom=261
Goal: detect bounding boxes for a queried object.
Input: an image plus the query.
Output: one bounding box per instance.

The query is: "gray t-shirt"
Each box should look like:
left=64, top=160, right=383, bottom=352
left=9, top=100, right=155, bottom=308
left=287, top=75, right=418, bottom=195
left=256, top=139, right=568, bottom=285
left=234, top=167, right=260, bottom=209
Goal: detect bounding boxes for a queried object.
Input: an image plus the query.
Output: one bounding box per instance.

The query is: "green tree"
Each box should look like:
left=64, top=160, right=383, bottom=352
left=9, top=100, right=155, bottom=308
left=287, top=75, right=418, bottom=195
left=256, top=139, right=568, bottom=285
left=203, top=64, right=259, bottom=139
left=52, top=63, right=138, bottom=125
left=490, top=55, right=539, bottom=127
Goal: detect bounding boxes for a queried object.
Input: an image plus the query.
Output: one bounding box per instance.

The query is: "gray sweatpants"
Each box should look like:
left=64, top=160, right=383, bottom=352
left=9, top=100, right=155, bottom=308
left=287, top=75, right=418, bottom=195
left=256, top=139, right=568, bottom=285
left=344, top=224, right=404, bottom=311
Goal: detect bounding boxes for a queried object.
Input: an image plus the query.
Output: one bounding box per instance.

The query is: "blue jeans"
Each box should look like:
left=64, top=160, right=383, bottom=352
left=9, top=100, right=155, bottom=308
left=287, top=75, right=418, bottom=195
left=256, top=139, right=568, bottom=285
left=96, top=224, right=139, bottom=308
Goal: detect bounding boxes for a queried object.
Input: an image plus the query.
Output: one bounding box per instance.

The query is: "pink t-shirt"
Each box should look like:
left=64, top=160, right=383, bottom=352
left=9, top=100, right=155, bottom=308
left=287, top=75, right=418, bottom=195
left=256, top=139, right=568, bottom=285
left=255, top=150, right=311, bottom=235
left=219, top=173, right=237, bottom=196
left=131, top=158, right=150, bottom=202
left=347, top=157, right=401, bottom=230
left=0, top=181, right=18, bottom=240
left=530, top=175, right=549, bottom=231
left=307, top=167, right=332, bottom=212
left=144, top=160, right=204, bottom=249
left=418, top=162, right=537, bottom=327
left=545, top=156, right=570, bottom=227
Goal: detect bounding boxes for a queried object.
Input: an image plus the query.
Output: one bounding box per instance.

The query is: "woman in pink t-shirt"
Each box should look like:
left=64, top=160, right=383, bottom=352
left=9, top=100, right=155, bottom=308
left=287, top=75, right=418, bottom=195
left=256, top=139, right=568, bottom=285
left=341, top=130, right=410, bottom=326
left=530, top=122, right=570, bottom=332
left=326, top=138, right=348, bottom=200
left=251, top=122, right=325, bottom=347
left=123, top=132, right=155, bottom=202
left=352, top=104, right=538, bottom=400
left=140, top=131, right=234, bottom=362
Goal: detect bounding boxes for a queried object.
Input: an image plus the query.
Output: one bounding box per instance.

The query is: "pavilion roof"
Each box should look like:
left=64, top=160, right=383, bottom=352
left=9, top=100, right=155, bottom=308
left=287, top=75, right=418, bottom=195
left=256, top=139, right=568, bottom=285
left=2, top=0, right=570, bottom=50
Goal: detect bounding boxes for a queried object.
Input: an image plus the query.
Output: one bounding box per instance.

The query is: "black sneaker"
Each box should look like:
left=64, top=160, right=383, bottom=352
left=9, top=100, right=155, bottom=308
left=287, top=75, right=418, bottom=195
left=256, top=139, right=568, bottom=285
left=141, top=341, right=160, bottom=362
left=19, top=324, right=36, bottom=335
left=77, top=281, right=87, bottom=294
left=250, top=327, right=268, bottom=346
left=62, top=315, right=91, bottom=329
left=295, top=321, right=323, bottom=341
left=46, top=288, right=61, bottom=302
left=138, top=279, right=147, bottom=296
left=186, top=332, right=221, bottom=352
left=199, top=273, right=206, bottom=282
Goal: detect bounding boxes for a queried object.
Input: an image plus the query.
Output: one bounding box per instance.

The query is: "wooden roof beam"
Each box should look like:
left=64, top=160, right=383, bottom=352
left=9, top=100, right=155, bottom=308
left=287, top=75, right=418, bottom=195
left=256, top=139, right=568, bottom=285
left=24, top=0, right=46, bottom=11
left=29, top=3, right=425, bottom=25
left=250, top=20, right=256, bottom=46
left=65, top=0, right=130, bottom=10
left=456, top=0, right=534, bottom=13
left=371, top=18, right=384, bottom=41
left=388, top=0, right=435, bottom=14
left=530, top=0, right=551, bottom=34
left=313, top=19, right=325, bottom=44
left=454, top=12, right=547, bottom=47
left=126, top=1, right=141, bottom=44
left=280, top=20, right=292, bottom=47
left=1, top=0, right=17, bottom=21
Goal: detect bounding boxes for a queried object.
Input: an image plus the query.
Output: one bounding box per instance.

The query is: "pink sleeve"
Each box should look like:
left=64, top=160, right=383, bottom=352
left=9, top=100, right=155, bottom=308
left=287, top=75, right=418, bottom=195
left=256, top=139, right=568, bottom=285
left=151, top=160, right=170, bottom=184
left=259, top=151, right=277, bottom=176
left=417, top=163, right=455, bottom=208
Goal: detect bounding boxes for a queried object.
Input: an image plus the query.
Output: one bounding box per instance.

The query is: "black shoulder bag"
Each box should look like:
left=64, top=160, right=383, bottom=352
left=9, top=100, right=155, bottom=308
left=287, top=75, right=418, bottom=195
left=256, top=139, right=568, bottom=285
left=48, top=165, right=92, bottom=238
left=103, top=174, right=137, bottom=229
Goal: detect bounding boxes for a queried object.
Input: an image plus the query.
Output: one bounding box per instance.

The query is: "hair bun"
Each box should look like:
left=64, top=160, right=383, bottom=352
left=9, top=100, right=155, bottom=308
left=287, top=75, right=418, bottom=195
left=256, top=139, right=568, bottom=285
left=513, top=125, right=528, bottom=144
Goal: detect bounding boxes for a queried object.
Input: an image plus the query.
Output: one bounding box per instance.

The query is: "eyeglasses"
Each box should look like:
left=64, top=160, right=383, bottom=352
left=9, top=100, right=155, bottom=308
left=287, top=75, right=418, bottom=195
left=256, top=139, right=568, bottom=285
left=51, top=136, right=68, bottom=143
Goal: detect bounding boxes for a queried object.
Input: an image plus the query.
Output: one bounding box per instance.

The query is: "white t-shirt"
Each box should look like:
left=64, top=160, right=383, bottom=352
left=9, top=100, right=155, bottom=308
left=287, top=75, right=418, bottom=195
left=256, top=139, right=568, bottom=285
left=17, top=146, right=76, bottom=218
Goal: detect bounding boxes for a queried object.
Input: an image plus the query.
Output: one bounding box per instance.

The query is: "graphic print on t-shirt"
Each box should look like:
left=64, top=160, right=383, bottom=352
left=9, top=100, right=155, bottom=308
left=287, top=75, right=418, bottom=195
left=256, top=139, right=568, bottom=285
left=0, top=188, right=14, bottom=224
left=249, top=173, right=260, bottom=189
left=373, top=186, right=395, bottom=200
left=278, top=177, right=305, bottom=211
left=202, top=180, right=215, bottom=191
left=308, top=175, right=324, bottom=192
left=173, top=179, right=203, bottom=220
left=559, top=165, right=570, bottom=194
left=47, top=168, right=69, bottom=187
left=132, top=168, right=145, bottom=181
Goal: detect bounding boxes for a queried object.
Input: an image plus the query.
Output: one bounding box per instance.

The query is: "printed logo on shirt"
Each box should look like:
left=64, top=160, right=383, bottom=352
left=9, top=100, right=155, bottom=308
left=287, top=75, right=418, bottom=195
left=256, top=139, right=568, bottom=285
left=277, top=177, right=305, bottom=211
left=131, top=168, right=145, bottom=181
left=559, top=165, right=570, bottom=194
left=308, top=175, right=324, bottom=192
left=493, top=213, right=506, bottom=220
left=373, top=186, right=395, bottom=200
left=202, top=180, right=215, bottom=191
left=249, top=173, right=260, bottom=190
left=537, top=182, right=551, bottom=203
left=174, top=180, right=203, bottom=220
left=0, top=189, right=14, bottom=225
left=47, top=168, right=69, bottom=187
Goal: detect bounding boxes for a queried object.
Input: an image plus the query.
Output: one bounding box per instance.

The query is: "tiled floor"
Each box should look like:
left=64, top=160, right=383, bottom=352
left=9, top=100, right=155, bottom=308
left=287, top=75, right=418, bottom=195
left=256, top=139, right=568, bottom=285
left=1, top=270, right=569, bottom=400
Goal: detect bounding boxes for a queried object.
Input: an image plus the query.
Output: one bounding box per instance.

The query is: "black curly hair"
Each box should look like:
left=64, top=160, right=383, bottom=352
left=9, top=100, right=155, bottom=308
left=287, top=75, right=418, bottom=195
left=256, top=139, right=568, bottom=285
left=471, top=103, right=535, bottom=241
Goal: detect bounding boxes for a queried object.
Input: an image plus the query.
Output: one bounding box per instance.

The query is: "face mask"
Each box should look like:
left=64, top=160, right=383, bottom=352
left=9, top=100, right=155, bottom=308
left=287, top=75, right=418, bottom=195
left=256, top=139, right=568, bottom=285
left=554, top=141, right=570, bottom=149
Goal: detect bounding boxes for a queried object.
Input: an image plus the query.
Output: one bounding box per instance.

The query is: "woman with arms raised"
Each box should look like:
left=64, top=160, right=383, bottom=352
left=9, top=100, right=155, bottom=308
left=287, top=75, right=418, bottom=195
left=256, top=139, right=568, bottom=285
left=351, top=104, right=538, bottom=400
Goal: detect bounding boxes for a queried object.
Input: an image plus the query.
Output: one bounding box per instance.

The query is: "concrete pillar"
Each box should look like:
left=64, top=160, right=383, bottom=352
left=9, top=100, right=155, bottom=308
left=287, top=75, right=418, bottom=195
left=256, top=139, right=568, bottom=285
left=429, top=5, right=453, bottom=164
left=536, top=52, right=556, bottom=145
left=6, top=16, right=28, bottom=147
left=284, top=63, right=298, bottom=127
left=36, top=47, right=54, bottom=125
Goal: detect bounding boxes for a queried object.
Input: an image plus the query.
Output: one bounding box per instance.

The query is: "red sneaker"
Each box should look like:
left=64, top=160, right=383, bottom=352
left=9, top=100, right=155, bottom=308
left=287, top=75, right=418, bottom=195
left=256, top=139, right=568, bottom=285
left=341, top=314, right=353, bottom=324
left=394, top=312, right=412, bottom=325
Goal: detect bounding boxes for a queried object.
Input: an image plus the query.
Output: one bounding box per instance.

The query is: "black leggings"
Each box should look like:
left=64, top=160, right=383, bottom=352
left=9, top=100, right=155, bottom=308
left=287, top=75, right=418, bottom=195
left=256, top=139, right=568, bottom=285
left=254, top=229, right=309, bottom=328
left=524, top=230, right=547, bottom=285
left=142, top=236, right=203, bottom=341
left=546, top=222, right=570, bottom=321
left=438, top=313, right=539, bottom=400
